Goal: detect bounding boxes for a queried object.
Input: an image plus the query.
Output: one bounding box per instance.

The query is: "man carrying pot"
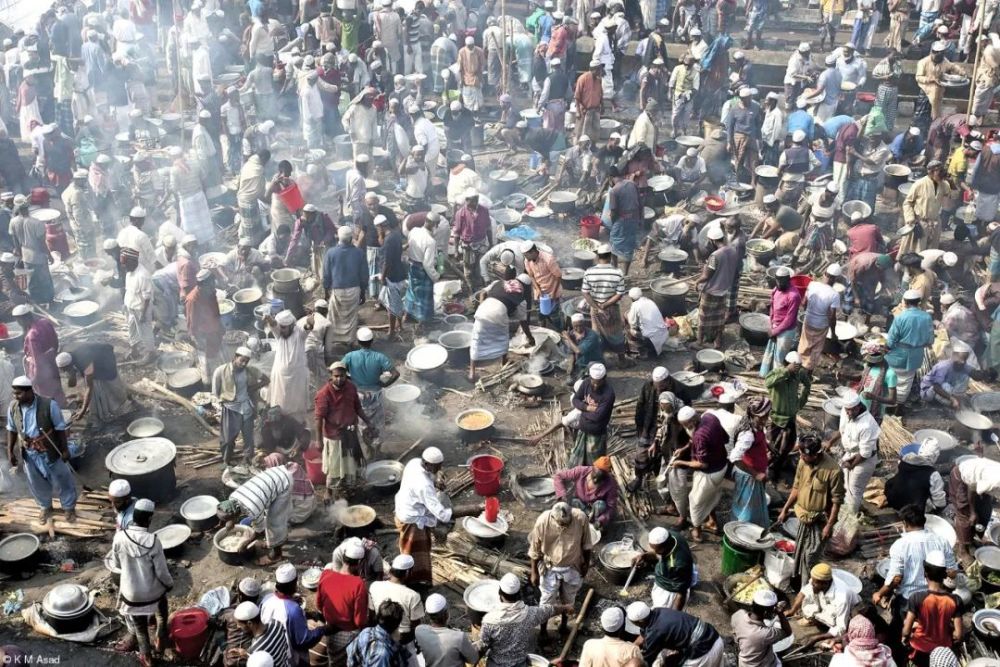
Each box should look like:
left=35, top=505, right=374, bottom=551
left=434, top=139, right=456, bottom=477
left=216, top=463, right=296, bottom=565
left=6, top=375, right=77, bottom=523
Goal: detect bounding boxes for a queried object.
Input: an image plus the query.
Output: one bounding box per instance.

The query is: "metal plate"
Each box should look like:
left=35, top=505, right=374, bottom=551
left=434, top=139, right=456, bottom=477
left=105, top=438, right=176, bottom=475
left=956, top=409, right=994, bottom=431
left=63, top=300, right=99, bottom=318
left=180, top=495, right=220, bottom=521
left=406, top=343, right=448, bottom=371
left=0, top=533, right=38, bottom=562
left=365, top=460, right=404, bottom=485
left=976, top=545, right=1000, bottom=571
left=463, top=579, right=501, bottom=612
left=127, top=417, right=164, bottom=439
left=972, top=392, right=1000, bottom=413
left=462, top=514, right=509, bottom=538
left=724, top=521, right=775, bottom=550
left=155, top=524, right=192, bottom=550
left=832, top=569, right=862, bottom=595
left=925, top=514, right=957, bottom=547
left=518, top=476, right=555, bottom=498
left=912, top=429, right=957, bottom=451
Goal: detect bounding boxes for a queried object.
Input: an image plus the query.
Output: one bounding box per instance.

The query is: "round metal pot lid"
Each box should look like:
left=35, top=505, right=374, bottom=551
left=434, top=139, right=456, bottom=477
left=167, top=367, right=203, bottom=388
left=64, top=300, right=100, bottom=318
left=672, top=371, right=705, bottom=386
left=696, top=349, right=725, bottom=365
left=155, top=524, right=192, bottom=550
left=365, top=460, right=404, bottom=485
left=658, top=248, right=688, bottom=262
left=956, top=409, right=994, bottom=431
left=0, top=533, right=39, bottom=561
left=384, top=384, right=421, bottom=403
left=105, top=438, right=177, bottom=475
left=739, top=312, right=770, bottom=333
left=977, top=545, right=1000, bottom=571
left=549, top=190, right=576, bottom=203
left=518, top=476, right=556, bottom=497
left=127, top=417, right=165, bottom=439
left=599, top=540, right=642, bottom=569
left=301, top=567, right=323, bottom=590
left=407, top=343, right=448, bottom=371
left=912, top=428, right=957, bottom=451
left=972, top=392, right=1000, bottom=413
left=651, top=277, right=689, bottom=296
left=463, top=579, right=501, bottom=612
left=181, top=495, right=221, bottom=521
left=462, top=514, right=508, bottom=538
left=832, top=569, right=863, bottom=595
left=724, top=521, right=774, bottom=550
left=42, top=583, right=91, bottom=618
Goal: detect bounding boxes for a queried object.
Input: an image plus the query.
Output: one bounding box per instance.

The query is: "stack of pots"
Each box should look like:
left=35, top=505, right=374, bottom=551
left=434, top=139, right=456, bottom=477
left=270, top=268, right=305, bottom=318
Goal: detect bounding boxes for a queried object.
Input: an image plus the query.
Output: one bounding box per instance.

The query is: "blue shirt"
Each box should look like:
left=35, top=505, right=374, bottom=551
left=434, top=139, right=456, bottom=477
left=822, top=115, right=854, bottom=140
left=6, top=397, right=67, bottom=437
left=342, top=348, right=394, bottom=389
left=787, top=110, right=815, bottom=141
left=322, top=242, right=368, bottom=292
left=885, top=307, right=934, bottom=371
left=247, top=0, right=264, bottom=16
left=889, top=133, right=925, bottom=160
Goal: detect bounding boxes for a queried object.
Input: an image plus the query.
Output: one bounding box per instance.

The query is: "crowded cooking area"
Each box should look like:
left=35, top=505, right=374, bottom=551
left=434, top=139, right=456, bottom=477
left=7, top=0, right=1000, bottom=665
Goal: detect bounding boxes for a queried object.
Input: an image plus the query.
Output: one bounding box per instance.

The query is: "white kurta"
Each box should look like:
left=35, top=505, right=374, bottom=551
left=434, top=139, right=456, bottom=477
left=268, top=325, right=310, bottom=424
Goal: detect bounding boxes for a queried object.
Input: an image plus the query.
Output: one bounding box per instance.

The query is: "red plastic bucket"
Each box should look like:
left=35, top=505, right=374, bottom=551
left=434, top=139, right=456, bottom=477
left=790, top=274, right=812, bottom=297
left=470, top=455, right=504, bottom=497
left=303, top=447, right=325, bottom=485
left=169, top=607, right=210, bottom=659
left=484, top=496, right=500, bottom=522
left=276, top=181, right=306, bottom=213
left=580, top=215, right=602, bottom=239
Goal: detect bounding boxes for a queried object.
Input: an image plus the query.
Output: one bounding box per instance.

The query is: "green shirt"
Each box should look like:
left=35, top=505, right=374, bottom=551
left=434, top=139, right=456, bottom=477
left=765, top=366, right=812, bottom=428
left=654, top=529, right=695, bottom=592
left=342, top=348, right=394, bottom=390
left=525, top=8, right=544, bottom=38
left=576, top=329, right=604, bottom=369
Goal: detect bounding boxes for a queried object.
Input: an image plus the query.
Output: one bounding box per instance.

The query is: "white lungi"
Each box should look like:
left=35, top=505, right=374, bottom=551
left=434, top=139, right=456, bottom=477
left=539, top=566, right=583, bottom=605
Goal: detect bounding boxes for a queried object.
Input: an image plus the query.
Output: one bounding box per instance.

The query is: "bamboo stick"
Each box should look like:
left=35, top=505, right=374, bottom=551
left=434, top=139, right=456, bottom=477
left=130, top=378, right=220, bottom=436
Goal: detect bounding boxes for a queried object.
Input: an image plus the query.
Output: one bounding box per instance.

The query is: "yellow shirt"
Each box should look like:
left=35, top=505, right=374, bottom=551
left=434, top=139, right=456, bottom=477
left=792, top=453, right=845, bottom=523
left=948, top=146, right=967, bottom=180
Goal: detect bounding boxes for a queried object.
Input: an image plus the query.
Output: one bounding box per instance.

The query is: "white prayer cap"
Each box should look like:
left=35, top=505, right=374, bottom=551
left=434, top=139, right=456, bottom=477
left=260, top=120, right=275, bottom=131
left=551, top=57, right=562, bottom=65
left=11, top=376, right=30, bottom=388
left=589, top=58, right=601, bottom=67
left=344, top=539, right=366, bottom=560
left=763, top=194, right=777, bottom=205
left=733, top=50, right=745, bottom=59
left=903, top=289, right=922, bottom=301
left=952, top=339, right=972, bottom=354
left=943, top=251, right=958, bottom=266
left=824, top=54, right=836, bottom=65
left=925, top=550, right=947, bottom=567
left=391, top=554, right=415, bottom=570
left=275, top=309, right=296, bottom=326
left=422, top=446, right=444, bottom=464
left=652, top=366, right=669, bottom=382
left=247, top=652, right=274, bottom=667
left=198, top=109, right=211, bottom=119
left=520, top=241, right=536, bottom=254
left=357, top=327, right=374, bottom=342
left=234, top=601, right=260, bottom=621
left=182, top=233, right=198, bottom=245
left=313, top=299, right=328, bottom=310
left=825, top=262, right=843, bottom=277
left=785, top=351, right=801, bottom=364
left=850, top=211, right=864, bottom=222
left=940, top=292, right=956, bottom=305
left=102, top=239, right=118, bottom=251
left=235, top=346, right=253, bottom=358
left=738, top=87, right=752, bottom=98
left=338, top=227, right=354, bottom=242
left=499, top=573, right=521, bottom=594
left=841, top=389, right=861, bottom=408
left=464, top=188, right=479, bottom=200
left=677, top=406, right=697, bottom=422
left=108, top=479, right=131, bottom=497
left=11, top=304, right=30, bottom=317
left=909, top=126, right=921, bottom=136
left=239, top=577, right=261, bottom=596
left=73, top=168, right=88, bottom=179
left=425, top=593, right=448, bottom=614
left=275, top=563, right=298, bottom=583
left=135, top=498, right=155, bottom=512
left=130, top=206, right=146, bottom=218
left=719, top=393, right=736, bottom=405
left=609, top=132, right=622, bottom=140
left=597, top=243, right=613, bottom=254
left=450, top=100, right=462, bottom=111
left=843, top=41, right=856, bottom=50
left=707, top=226, right=725, bottom=241
left=601, top=607, right=625, bottom=632
left=648, top=526, right=669, bottom=545
left=826, top=182, right=840, bottom=193
left=589, top=363, right=607, bottom=379
left=753, top=589, right=778, bottom=607
left=571, top=313, right=585, bottom=324
left=56, top=352, right=73, bottom=368
left=686, top=147, right=698, bottom=157
left=798, top=42, right=811, bottom=52
left=931, top=40, right=948, bottom=52
left=775, top=266, right=791, bottom=277
left=690, top=27, right=701, bottom=35
left=628, top=287, right=643, bottom=300
left=766, top=91, right=779, bottom=100
left=516, top=273, right=532, bottom=286
left=918, top=436, right=940, bottom=462
left=465, top=36, right=474, bottom=45
left=196, top=268, right=212, bottom=282
left=303, top=204, right=317, bottom=213
left=626, top=601, right=651, bottom=622
left=356, top=154, right=370, bottom=163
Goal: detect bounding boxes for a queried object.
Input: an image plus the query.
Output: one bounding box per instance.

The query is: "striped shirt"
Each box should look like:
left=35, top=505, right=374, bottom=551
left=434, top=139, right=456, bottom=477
left=231, top=467, right=292, bottom=520
left=249, top=620, right=292, bottom=667
left=581, top=264, right=625, bottom=303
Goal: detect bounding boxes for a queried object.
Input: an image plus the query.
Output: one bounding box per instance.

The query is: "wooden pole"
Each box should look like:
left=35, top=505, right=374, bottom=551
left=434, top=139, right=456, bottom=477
left=501, top=0, right=509, bottom=94
left=557, top=588, right=594, bottom=662
left=967, top=11, right=986, bottom=116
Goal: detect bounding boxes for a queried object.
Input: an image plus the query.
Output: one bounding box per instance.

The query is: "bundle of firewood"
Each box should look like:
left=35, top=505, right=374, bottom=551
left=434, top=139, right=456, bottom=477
left=610, top=455, right=652, bottom=520
left=443, top=532, right=531, bottom=579
left=879, top=416, right=914, bottom=460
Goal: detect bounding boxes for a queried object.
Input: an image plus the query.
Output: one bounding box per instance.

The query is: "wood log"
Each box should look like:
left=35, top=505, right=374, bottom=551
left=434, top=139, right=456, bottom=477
left=557, top=588, right=594, bottom=662
left=129, top=379, right=220, bottom=436
left=396, top=438, right=426, bottom=462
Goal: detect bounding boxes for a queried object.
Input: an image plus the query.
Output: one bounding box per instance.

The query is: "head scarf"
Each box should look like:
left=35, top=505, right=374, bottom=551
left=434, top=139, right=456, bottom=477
left=593, top=456, right=612, bottom=472
left=929, top=648, right=959, bottom=667
left=657, top=391, right=684, bottom=413
left=844, top=616, right=893, bottom=667
left=748, top=396, right=771, bottom=417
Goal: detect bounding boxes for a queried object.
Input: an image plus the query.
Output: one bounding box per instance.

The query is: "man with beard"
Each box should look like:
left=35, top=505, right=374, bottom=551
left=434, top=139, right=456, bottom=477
left=342, top=87, right=379, bottom=159
left=528, top=501, right=594, bottom=640
left=695, top=227, right=738, bottom=349
left=315, top=361, right=374, bottom=496
left=452, top=190, right=494, bottom=289
left=265, top=310, right=314, bottom=426
left=61, top=168, right=97, bottom=258
left=323, top=227, right=367, bottom=347
left=185, top=270, right=223, bottom=384
left=673, top=407, right=728, bottom=542
left=916, top=42, right=967, bottom=123
left=213, top=347, right=268, bottom=467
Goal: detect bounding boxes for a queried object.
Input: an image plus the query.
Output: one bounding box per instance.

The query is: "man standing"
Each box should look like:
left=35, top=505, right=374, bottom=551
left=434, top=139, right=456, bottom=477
left=110, top=498, right=172, bottom=666
left=117, top=206, right=156, bottom=274
left=378, top=217, right=408, bottom=339
left=212, top=347, right=267, bottom=467
left=10, top=198, right=54, bottom=305
left=14, top=305, right=65, bottom=405
left=886, top=289, right=935, bottom=405
left=62, top=169, right=97, bottom=258
left=824, top=390, right=881, bottom=515
left=574, top=61, right=604, bottom=143
left=915, top=43, right=966, bottom=122
left=608, top=170, right=642, bottom=276
left=457, top=36, right=486, bottom=112
left=452, top=191, right=493, bottom=289
left=416, top=594, right=479, bottom=667
left=7, top=376, right=76, bottom=523
left=674, top=407, right=729, bottom=542
left=323, top=227, right=367, bottom=347
left=405, top=212, right=440, bottom=327
left=528, top=501, right=593, bottom=640
left=316, top=540, right=369, bottom=667
left=765, top=351, right=811, bottom=482
left=394, top=447, right=452, bottom=587
left=185, top=270, right=223, bottom=384
left=266, top=310, right=313, bottom=426
left=668, top=54, right=698, bottom=137
left=900, top=161, right=951, bottom=255
left=582, top=245, right=627, bottom=364
left=315, top=361, right=374, bottom=496
left=777, top=434, right=844, bottom=584
left=570, top=363, right=615, bottom=466
left=261, top=564, right=326, bottom=661
left=237, top=150, right=269, bottom=245
left=760, top=267, right=801, bottom=376
left=343, top=89, right=379, bottom=159
left=695, top=227, right=738, bottom=349
left=479, top=574, right=572, bottom=667
left=342, top=327, right=399, bottom=453
left=728, top=88, right=759, bottom=183
left=217, top=466, right=296, bottom=565
left=731, top=590, right=792, bottom=667
left=796, top=264, right=841, bottom=371
left=122, top=248, right=155, bottom=363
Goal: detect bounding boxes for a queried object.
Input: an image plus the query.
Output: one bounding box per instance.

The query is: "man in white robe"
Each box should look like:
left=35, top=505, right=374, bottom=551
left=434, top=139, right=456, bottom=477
left=266, top=309, right=313, bottom=426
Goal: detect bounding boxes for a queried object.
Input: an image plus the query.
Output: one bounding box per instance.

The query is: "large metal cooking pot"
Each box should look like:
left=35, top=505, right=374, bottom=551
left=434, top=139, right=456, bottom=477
left=166, top=367, right=203, bottom=397
left=62, top=300, right=100, bottom=326
left=489, top=170, right=519, bottom=199
left=0, top=322, right=24, bottom=352
left=214, top=525, right=254, bottom=566
left=439, top=330, right=472, bottom=366
left=561, top=267, right=584, bottom=291
left=649, top=278, right=689, bottom=317
left=270, top=268, right=302, bottom=293
left=41, top=584, right=96, bottom=634
left=658, top=247, right=688, bottom=275
left=884, top=164, right=911, bottom=189
left=573, top=250, right=596, bottom=270
left=455, top=409, right=496, bottom=443
left=181, top=495, right=220, bottom=532
left=105, top=438, right=178, bottom=503
left=155, top=524, right=192, bottom=558
left=955, top=410, right=994, bottom=443
left=598, top=540, right=643, bottom=585
left=232, top=287, right=263, bottom=315
left=738, top=312, right=771, bottom=347
left=365, top=460, right=405, bottom=495
left=672, top=371, right=706, bottom=403
left=0, top=533, right=40, bottom=573
left=548, top=190, right=577, bottom=214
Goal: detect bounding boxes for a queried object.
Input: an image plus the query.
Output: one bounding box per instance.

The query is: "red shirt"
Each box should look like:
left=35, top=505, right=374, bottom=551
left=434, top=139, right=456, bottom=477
left=316, top=569, right=368, bottom=630
left=846, top=223, right=883, bottom=256
left=452, top=204, right=491, bottom=245
left=907, top=589, right=960, bottom=654
left=314, top=380, right=363, bottom=437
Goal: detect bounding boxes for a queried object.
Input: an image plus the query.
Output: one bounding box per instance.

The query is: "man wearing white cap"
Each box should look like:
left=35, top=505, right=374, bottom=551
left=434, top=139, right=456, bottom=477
left=919, top=341, right=976, bottom=407
left=212, top=346, right=268, bottom=466
left=626, top=287, right=670, bottom=356
left=479, top=573, right=572, bottom=667
left=812, top=53, right=842, bottom=121
left=627, top=600, right=724, bottom=667
left=315, top=539, right=369, bottom=665
left=795, top=263, right=842, bottom=371
left=784, top=43, right=813, bottom=104
left=416, top=593, right=479, bottom=667
left=528, top=501, right=594, bottom=637
left=331, top=536, right=385, bottom=583
left=916, top=44, right=966, bottom=121
left=563, top=311, right=604, bottom=379
left=264, top=309, right=314, bottom=425
left=236, top=149, right=269, bottom=246
left=457, top=35, right=485, bottom=111
left=765, top=351, right=812, bottom=481
left=578, top=606, right=642, bottom=667
left=343, top=88, right=379, bottom=160
left=668, top=54, right=698, bottom=138
left=632, top=525, right=695, bottom=609
left=117, top=206, right=156, bottom=274
left=453, top=189, right=494, bottom=289
left=395, top=447, right=452, bottom=585
left=193, top=108, right=222, bottom=189
left=217, top=461, right=297, bottom=564
left=695, top=225, right=737, bottom=348
left=121, top=246, right=156, bottom=363
left=323, top=226, right=367, bottom=349
left=260, top=563, right=325, bottom=660
left=468, top=273, right=534, bottom=382
left=823, top=389, right=880, bottom=514
left=570, top=362, right=615, bottom=465
left=109, top=498, right=172, bottom=665
left=885, top=289, right=934, bottom=404
left=219, top=579, right=264, bottom=663
left=759, top=266, right=801, bottom=377
left=731, top=588, right=791, bottom=667
left=673, top=407, right=729, bottom=541
left=370, top=554, right=424, bottom=652
left=56, top=343, right=131, bottom=423
left=315, top=360, right=374, bottom=494
left=582, top=244, right=627, bottom=364
left=885, top=436, right=947, bottom=513
left=108, top=478, right=135, bottom=531
left=170, top=146, right=215, bottom=244
left=230, top=599, right=291, bottom=666
left=342, top=327, right=400, bottom=450
left=9, top=198, right=54, bottom=306
left=410, top=103, right=441, bottom=176
left=61, top=168, right=97, bottom=259
left=793, top=182, right=838, bottom=264
left=478, top=240, right=529, bottom=285
left=574, top=60, right=605, bottom=143
left=901, top=160, right=951, bottom=255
